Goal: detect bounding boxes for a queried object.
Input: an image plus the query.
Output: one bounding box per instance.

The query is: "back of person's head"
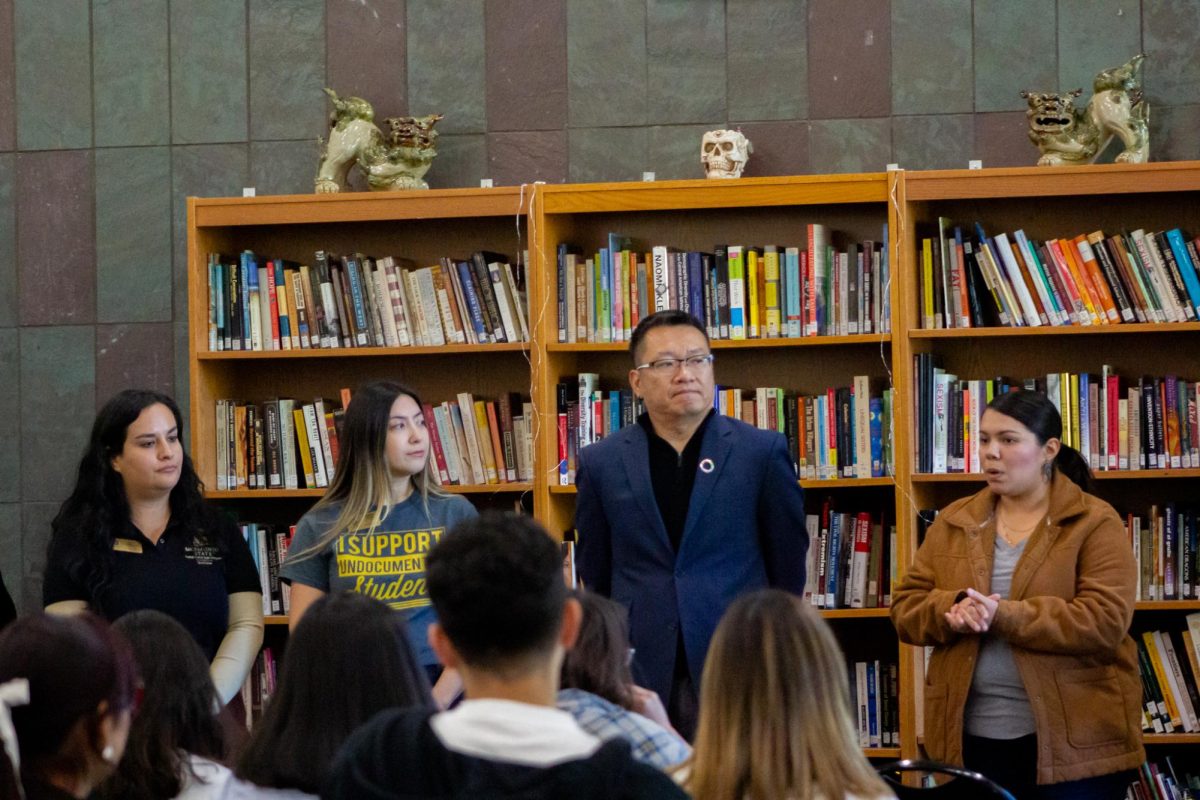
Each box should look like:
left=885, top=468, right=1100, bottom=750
left=686, top=590, right=889, bottom=800
left=0, top=613, right=139, bottom=800
left=560, top=590, right=635, bottom=710
left=629, top=309, right=708, bottom=365
left=236, top=592, right=433, bottom=794
left=987, top=389, right=1094, bottom=493
left=97, top=610, right=223, bottom=800
left=427, top=511, right=567, bottom=674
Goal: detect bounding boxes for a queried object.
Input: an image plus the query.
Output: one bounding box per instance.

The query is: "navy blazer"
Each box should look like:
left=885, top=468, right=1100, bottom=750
left=574, top=413, right=808, bottom=702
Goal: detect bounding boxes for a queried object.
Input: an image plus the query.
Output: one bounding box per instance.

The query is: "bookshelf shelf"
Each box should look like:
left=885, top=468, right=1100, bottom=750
left=1144, top=733, right=1200, bottom=745
left=1134, top=600, right=1200, bottom=611
left=910, top=322, right=1200, bottom=339
left=205, top=483, right=534, bottom=500
left=863, top=747, right=903, bottom=759
left=549, top=477, right=896, bottom=495
left=198, top=342, right=530, bottom=360
left=546, top=334, right=892, bottom=353
left=911, top=469, right=1200, bottom=483
left=821, top=608, right=893, bottom=619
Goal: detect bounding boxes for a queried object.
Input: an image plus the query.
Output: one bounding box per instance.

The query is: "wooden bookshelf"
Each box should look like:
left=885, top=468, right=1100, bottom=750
left=896, top=162, right=1200, bottom=764
left=529, top=172, right=906, bottom=755
left=187, top=163, right=1200, bottom=765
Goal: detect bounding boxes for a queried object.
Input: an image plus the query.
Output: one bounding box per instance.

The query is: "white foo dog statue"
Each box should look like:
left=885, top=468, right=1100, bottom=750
left=701, top=129, right=753, bottom=179
left=1020, top=54, right=1149, bottom=167
left=315, top=88, right=443, bottom=192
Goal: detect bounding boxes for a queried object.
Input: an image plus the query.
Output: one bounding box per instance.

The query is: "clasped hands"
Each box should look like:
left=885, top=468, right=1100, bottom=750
left=945, top=588, right=1001, bottom=634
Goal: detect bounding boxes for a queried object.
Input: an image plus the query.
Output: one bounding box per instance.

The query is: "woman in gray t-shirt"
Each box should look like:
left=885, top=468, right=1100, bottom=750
left=280, top=381, right=477, bottom=706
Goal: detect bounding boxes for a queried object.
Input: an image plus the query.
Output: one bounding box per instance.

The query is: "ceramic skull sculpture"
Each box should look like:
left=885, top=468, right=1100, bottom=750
left=701, top=129, right=753, bottom=179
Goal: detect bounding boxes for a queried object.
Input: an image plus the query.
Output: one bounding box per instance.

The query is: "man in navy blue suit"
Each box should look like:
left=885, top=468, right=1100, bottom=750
left=574, top=310, right=807, bottom=738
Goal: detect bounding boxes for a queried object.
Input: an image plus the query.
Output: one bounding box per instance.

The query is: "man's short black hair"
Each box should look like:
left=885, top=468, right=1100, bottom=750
left=629, top=310, right=709, bottom=364
left=426, top=511, right=566, bottom=670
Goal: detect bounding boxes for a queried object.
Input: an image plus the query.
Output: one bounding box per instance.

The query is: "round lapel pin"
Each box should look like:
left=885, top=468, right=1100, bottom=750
left=699, top=457, right=715, bottom=474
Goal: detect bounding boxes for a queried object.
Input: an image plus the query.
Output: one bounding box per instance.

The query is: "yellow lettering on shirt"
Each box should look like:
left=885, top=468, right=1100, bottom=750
left=112, top=538, right=143, bottom=554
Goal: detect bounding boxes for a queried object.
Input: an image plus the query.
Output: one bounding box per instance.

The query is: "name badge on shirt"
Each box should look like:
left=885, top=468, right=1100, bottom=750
left=112, top=538, right=143, bottom=554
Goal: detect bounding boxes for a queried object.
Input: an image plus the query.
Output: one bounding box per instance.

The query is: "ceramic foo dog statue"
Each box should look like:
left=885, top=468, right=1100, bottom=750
left=701, top=129, right=753, bottom=179
left=1020, top=54, right=1149, bottom=166
left=315, top=88, right=443, bottom=192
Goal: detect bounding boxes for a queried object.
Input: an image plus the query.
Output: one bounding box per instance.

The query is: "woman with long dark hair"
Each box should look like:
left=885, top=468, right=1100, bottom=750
left=0, top=612, right=140, bottom=800
left=892, top=390, right=1142, bottom=798
left=42, top=389, right=263, bottom=705
left=97, top=611, right=229, bottom=800
left=558, top=590, right=690, bottom=769
left=280, top=381, right=477, bottom=705
left=230, top=592, right=434, bottom=798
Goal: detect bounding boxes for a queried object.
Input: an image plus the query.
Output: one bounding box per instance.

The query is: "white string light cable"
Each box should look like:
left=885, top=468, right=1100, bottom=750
left=516, top=181, right=556, bottom=506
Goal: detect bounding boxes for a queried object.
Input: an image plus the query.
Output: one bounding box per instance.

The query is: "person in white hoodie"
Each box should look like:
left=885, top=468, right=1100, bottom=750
left=97, top=610, right=231, bottom=800
left=679, top=590, right=895, bottom=800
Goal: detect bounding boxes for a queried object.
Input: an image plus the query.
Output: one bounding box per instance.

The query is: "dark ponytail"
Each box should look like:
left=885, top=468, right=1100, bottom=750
left=987, top=390, right=1095, bottom=493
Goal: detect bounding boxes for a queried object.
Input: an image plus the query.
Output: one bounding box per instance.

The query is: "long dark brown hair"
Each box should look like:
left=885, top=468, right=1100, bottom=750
left=235, top=592, right=433, bottom=793
left=560, top=590, right=636, bottom=710
left=97, top=611, right=224, bottom=800
left=47, top=389, right=218, bottom=604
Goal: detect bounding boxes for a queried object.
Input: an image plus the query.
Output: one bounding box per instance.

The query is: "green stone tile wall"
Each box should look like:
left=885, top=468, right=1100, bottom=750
left=0, top=0, right=1196, bottom=611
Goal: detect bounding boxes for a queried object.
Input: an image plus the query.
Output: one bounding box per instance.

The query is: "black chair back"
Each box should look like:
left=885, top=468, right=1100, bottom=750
left=877, top=759, right=1017, bottom=800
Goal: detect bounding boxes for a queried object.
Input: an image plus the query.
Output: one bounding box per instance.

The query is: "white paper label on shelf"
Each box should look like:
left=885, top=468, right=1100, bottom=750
left=643, top=172, right=656, bottom=182
left=886, top=163, right=900, bottom=172
left=480, top=178, right=494, bottom=188
left=242, top=187, right=256, bottom=197
left=968, top=160, right=983, bottom=170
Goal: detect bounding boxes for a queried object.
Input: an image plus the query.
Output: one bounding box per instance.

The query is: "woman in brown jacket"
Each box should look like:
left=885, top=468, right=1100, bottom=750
left=892, top=390, right=1142, bottom=800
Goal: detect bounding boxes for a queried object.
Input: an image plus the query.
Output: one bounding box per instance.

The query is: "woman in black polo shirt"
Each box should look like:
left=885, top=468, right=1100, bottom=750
left=42, top=389, right=263, bottom=705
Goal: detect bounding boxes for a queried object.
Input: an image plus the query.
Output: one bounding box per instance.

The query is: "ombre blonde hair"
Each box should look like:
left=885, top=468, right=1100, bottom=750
left=682, top=589, right=891, bottom=800
left=293, top=381, right=448, bottom=562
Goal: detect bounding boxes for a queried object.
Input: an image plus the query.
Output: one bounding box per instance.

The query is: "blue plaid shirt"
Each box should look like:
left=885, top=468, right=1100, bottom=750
left=556, top=688, right=691, bottom=770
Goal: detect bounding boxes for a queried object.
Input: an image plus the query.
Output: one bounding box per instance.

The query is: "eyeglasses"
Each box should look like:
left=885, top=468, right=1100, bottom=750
left=634, top=354, right=715, bottom=375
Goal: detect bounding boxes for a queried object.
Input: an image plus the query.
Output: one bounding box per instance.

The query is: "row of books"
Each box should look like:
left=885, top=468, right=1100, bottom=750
left=1137, top=615, right=1200, bottom=735
left=206, top=249, right=530, bottom=351
left=1128, top=759, right=1199, bottom=800
left=848, top=659, right=900, bottom=748
left=555, top=226, right=891, bottom=344
left=717, top=382, right=895, bottom=481
left=913, top=357, right=1200, bottom=473
left=216, top=392, right=535, bottom=491
left=242, top=522, right=292, bottom=616
left=1130, top=505, right=1200, bottom=602
left=555, top=375, right=895, bottom=484
left=240, top=646, right=279, bottom=731
left=922, top=220, right=1200, bottom=329
left=216, top=397, right=347, bottom=491
left=802, top=502, right=895, bottom=610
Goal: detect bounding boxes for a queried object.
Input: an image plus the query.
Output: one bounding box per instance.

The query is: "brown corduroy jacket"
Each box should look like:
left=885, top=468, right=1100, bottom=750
left=891, top=471, right=1144, bottom=785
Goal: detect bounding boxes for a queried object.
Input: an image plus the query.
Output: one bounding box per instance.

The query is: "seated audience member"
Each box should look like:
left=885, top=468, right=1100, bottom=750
left=681, top=590, right=894, bottom=800
left=558, top=590, right=690, bottom=768
left=97, top=611, right=229, bottom=800
left=230, top=592, right=433, bottom=799
left=324, top=512, right=688, bottom=800
left=0, top=570, right=14, bottom=630
left=0, top=613, right=140, bottom=800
